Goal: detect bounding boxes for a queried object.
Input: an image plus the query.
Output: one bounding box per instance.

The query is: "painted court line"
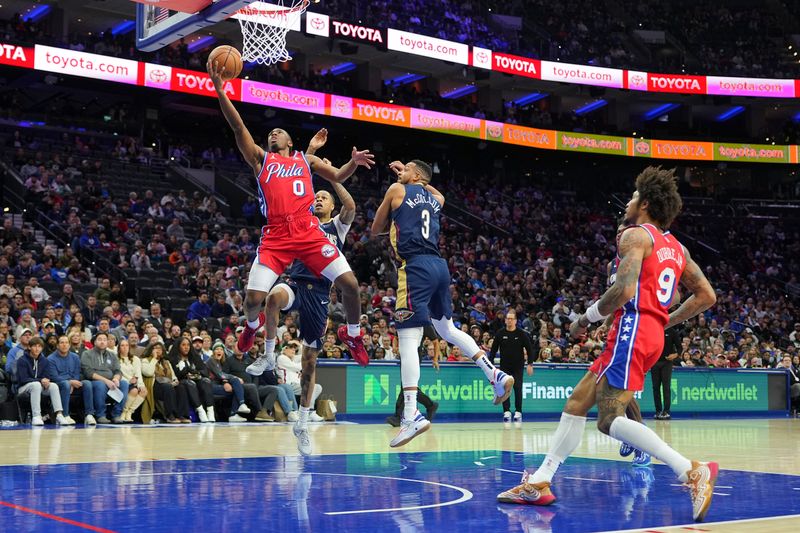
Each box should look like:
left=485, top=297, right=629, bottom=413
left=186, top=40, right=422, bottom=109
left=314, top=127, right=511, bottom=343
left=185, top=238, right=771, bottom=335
left=0, top=501, right=116, bottom=533
left=496, top=468, right=524, bottom=475
left=114, top=470, right=473, bottom=516
left=563, top=476, right=616, bottom=483
left=603, top=513, right=800, bottom=532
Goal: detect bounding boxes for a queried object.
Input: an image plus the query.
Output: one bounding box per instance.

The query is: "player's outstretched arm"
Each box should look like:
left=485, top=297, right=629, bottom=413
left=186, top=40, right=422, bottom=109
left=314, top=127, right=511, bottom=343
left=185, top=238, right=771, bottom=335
left=308, top=147, right=374, bottom=184
left=571, top=227, right=648, bottom=339
left=371, top=183, right=405, bottom=235
left=665, top=247, right=716, bottom=329
left=207, top=61, right=264, bottom=172
left=332, top=182, right=356, bottom=225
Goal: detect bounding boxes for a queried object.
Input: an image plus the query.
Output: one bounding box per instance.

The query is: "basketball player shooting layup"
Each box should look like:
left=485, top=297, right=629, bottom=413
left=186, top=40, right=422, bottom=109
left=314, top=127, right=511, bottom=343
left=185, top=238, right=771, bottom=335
left=371, top=159, right=514, bottom=448
left=207, top=61, right=374, bottom=365
left=246, top=128, right=355, bottom=456
left=497, top=167, right=719, bottom=522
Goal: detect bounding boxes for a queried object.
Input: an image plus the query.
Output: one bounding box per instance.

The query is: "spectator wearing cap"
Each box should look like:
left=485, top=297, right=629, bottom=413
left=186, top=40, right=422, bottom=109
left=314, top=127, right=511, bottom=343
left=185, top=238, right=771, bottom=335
left=52, top=303, right=68, bottom=333
left=17, top=337, right=74, bottom=425
left=81, top=332, right=130, bottom=424
left=191, top=335, right=209, bottom=362
left=5, top=327, right=33, bottom=387
left=40, top=319, right=58, bottom=339
left=47, top=334, right=91, bottom=423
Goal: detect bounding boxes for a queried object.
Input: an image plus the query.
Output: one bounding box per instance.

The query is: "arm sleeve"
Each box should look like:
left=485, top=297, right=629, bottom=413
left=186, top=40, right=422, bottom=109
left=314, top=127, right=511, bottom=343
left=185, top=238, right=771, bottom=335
left=333, top=215, right=352, bottom=242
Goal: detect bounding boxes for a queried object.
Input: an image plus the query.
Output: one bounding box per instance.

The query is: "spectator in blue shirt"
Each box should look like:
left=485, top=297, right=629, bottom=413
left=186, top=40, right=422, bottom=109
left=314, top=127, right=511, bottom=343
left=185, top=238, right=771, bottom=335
left=5, top=327, right=33, bottom=388
left=47, top=335, right=92, bottom=421
left=469, top=302, right=488, bottom=324
left=78, top=227, right=100, bottom=250
left=187, top=292, right=212, bottom=323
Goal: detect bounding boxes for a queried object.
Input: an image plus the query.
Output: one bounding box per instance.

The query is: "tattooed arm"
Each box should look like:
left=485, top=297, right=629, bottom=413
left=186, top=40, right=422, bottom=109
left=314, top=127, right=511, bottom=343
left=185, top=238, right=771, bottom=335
left=665, top=246, right=716, bottom=329
left=571, top=227, right=650, bottom=339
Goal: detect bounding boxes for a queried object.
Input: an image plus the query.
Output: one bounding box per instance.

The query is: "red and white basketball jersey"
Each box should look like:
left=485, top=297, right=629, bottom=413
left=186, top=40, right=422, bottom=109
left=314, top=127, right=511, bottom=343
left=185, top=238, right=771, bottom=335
left=255, top=151, right=314, bottom=221
left=614, top=223, right=686, bottom=329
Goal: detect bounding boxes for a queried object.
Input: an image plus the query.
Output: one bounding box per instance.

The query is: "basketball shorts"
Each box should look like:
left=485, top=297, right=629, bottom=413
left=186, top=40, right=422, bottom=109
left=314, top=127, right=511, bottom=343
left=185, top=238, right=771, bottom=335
left=589, top=314, right=665, bottom=391
left=255, top=215, right=347, bottom=278
left=276, top=279, right=329, bottom=349
left=394, top=255, right=452, bottom=329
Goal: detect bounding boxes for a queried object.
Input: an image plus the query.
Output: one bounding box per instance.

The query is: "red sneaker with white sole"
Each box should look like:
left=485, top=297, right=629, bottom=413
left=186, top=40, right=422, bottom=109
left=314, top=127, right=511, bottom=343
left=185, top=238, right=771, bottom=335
left=237, top=312, right=265, bottom=353
left=337, top=325, right=369, bottom=366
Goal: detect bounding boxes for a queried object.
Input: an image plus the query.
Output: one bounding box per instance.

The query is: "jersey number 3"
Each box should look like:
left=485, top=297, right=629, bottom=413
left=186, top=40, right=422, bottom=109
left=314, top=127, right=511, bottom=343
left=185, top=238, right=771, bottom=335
left=420, top=210, right=430, bottom=239
left=656, top=267, right=676, bottom=306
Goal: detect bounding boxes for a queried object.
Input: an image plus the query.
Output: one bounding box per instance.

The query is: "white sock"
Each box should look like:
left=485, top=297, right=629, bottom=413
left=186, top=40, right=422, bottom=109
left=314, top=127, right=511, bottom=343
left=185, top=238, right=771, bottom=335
left=530, top=412, right=587, bottom=484
left=609, top=417, right=692, bottom=481
left=247, top=318, right=260, bottom=329
left=264, top=338, right=276, bottom=357
left=473, top=353, right=497, bottom=382
left=403, top=390, right=417, bottom=420
left=347, top=324, right=360, bottom=337
left=299, top=406, right=310, bottom=427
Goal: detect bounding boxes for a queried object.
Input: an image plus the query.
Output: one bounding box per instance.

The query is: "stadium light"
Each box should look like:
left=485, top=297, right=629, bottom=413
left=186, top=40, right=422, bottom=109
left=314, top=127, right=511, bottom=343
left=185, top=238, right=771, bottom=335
left=510, top=92, right=548, bottom=107
left=23, top=4, right=51, bottom=22
left=644, top=103, right=680, bottom=121
left=574, top=99, right=607, bottom=116
left=384, top=73, right=426, bottom=86
left=441, top=85, right=478, bottom=99
left=716, top=106, right=745, bottom=122
left=320, top=62, right=357, bottom=76
left=111, top=20, right=136, bottom=36
left=187, top=36, right=216, bottom=53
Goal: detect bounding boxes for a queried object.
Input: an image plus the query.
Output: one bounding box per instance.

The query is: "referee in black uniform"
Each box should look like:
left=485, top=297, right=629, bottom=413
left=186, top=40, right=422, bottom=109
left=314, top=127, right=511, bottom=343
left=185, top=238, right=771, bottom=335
left=489, top=310, right=535, bottom=422
left=651, top=325, right=680, bottom=420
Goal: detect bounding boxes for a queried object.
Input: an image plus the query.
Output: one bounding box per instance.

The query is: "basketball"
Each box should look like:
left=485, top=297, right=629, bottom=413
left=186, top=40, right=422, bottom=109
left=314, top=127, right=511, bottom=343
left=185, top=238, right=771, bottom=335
left=208, top=45, right=243, bottom=80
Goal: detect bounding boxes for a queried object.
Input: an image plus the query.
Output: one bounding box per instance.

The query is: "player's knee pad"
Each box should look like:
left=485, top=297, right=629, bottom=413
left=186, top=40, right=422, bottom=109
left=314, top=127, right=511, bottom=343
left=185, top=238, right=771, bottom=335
left=270, top=283, right=295, bottom=312
left=247, top=262, right=279, bottom=293
left=431, top=317, right=480, bottom=358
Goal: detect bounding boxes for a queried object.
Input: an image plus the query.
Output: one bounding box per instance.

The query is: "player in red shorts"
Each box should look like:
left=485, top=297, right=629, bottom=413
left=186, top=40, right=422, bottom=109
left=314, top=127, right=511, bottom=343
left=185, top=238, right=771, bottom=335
left=208, top=61, right=373, bottom=365
left=498, top=167, right=720, bottom=522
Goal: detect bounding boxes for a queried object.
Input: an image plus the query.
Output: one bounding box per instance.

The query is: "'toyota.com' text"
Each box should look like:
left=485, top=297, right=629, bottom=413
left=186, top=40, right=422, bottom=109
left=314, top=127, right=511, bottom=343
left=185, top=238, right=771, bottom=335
left=43, top=51, right=129, bottom=77
left=399, top=36, right=459, bottom=57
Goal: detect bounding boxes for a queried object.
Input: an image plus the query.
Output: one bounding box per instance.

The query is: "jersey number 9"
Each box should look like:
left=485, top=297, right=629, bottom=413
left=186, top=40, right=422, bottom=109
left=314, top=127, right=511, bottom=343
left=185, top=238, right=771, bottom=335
left=656, top=267, right=676, bottom=306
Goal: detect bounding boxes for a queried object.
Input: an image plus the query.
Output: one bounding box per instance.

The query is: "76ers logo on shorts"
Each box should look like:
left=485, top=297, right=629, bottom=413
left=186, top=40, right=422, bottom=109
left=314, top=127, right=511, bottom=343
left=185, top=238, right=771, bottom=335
left=321, top=244, right=337, bottom=258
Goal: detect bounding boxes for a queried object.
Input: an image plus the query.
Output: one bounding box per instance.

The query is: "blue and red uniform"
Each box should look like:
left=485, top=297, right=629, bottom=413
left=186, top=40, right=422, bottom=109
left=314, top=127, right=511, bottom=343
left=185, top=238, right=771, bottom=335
left=253, top=150, right=342, bottom=276
left=590, top=223, right=685, bottom=391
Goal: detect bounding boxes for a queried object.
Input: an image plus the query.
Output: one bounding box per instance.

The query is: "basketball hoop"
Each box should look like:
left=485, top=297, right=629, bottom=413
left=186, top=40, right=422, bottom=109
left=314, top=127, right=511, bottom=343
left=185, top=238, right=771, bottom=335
left=235, top=0, right=309, bottom=65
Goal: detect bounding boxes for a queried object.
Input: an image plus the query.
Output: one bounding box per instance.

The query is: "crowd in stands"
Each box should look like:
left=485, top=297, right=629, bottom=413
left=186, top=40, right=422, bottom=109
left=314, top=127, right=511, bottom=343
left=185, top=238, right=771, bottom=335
left=2, top=120, right=799, bottom=427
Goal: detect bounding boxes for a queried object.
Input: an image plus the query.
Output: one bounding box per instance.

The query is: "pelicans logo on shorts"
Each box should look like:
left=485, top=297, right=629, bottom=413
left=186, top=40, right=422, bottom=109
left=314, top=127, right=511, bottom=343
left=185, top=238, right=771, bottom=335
left=394, top=309, right=415, bottom=323
left=321, top=244, right=336, bottom=258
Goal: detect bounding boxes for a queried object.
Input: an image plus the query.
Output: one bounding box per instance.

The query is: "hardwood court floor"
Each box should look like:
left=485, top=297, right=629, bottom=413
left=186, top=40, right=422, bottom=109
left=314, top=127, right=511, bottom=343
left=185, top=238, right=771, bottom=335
left=0, top=418, right=798, bottom=532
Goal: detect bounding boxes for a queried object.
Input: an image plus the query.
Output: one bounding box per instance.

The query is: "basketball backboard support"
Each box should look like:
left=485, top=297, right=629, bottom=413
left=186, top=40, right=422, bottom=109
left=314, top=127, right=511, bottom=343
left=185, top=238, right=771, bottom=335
left=135, top=0, right=252, bottom=52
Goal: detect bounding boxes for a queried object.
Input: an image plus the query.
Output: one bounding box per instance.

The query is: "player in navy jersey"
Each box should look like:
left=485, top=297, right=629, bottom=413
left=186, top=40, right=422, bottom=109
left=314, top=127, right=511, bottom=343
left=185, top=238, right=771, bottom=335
left=245, top=129, right=354, bottom=455
left=371, top=159, right=514, bottom=448
left=208, top=65, right=373, bottom=366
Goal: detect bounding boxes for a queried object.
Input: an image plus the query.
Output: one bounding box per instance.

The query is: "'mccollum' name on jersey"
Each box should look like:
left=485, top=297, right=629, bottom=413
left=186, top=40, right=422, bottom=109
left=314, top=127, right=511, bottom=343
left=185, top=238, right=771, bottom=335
left=405, top=193, right=441, bottom=213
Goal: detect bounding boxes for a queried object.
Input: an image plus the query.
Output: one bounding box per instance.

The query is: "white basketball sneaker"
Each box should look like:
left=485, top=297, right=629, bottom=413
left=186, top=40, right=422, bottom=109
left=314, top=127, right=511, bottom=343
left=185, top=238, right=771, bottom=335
left=247, top=351, right=276, bottom=376
left=492, top=370, right=515, bottom=405
left=293, top=422, right=312, bottom=456
left=389, top=412, right=431, bottom=448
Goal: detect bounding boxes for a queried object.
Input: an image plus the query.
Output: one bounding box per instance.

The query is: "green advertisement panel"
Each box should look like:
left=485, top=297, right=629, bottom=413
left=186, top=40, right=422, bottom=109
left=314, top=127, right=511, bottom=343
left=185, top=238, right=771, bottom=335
left=347, top=366, right=772, bottom=414
left=556, top=132, right=628, bottom=156
left=714, top=142, right=791, bottom=163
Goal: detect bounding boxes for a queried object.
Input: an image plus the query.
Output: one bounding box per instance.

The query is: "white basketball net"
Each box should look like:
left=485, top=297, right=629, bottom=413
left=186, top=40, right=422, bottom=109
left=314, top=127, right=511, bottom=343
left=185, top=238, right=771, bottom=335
left=235, top=0, right=309, bottom=65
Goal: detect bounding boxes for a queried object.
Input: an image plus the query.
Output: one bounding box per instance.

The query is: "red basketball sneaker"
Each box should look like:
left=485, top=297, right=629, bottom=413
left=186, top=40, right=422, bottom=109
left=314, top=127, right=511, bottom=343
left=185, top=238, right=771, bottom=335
left=237, top=312, right=265, bottom=353
left=337, top=325, right=369, bottom=366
